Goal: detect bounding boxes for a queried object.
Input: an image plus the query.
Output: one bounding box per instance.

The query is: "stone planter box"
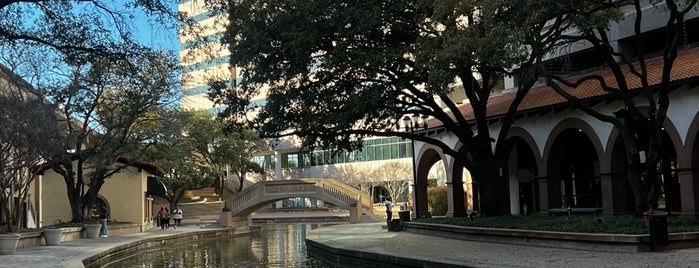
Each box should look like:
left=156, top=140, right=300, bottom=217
left=0, top=233, right=20, bottom=255
left=83, top=224, right=101, bottom=239
left=43, top=228, right=63, bottom=246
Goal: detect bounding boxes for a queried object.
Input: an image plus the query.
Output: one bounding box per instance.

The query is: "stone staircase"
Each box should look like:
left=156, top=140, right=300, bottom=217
left=178, top=201, right=223, bottom=224
left=182, top=187, right=221, bottom=203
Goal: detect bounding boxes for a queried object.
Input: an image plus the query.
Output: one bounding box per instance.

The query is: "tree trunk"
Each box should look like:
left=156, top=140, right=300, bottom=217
left=621, top=129, right=647, bottom=215
left=80, top=173, right=107, bottom=221
left=0, top=198, right=14, bottom=233
left=467, top=138, right=509, bottom=216
left=476, top=159, right=509, bottom=216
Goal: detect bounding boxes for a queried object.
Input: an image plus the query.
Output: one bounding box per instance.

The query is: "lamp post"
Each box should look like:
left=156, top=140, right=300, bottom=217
left=402, top=114, right=428, bottom=219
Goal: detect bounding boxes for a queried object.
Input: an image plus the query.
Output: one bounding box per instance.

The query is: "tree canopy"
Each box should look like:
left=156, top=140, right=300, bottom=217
left=0, top=0, right=191, bottom=223
left=211, top=0, right=593, bottom=215
left=0, top=65, right=67, bottom=232
left=0, top=0, right=177, bottom=63
left=39, top=50, right=179, bottom=223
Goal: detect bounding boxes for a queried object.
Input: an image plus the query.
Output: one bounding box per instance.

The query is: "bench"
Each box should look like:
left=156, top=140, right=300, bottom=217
left=548, top=207, right=602, bottom=216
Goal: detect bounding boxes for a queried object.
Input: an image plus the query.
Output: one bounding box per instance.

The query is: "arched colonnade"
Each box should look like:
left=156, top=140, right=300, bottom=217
left=412, top=88, right=699, bottom=218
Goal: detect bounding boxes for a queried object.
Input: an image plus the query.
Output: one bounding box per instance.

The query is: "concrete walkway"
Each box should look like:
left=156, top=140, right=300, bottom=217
left=4, top=213, right=699, bottom=268
left=306, top=222, right=699, bottom=267
left=0, top=225, right=206, bottom=268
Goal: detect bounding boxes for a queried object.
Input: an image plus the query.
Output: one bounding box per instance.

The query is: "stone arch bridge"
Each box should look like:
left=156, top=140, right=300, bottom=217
left=220, top=179, right=372, bottom=230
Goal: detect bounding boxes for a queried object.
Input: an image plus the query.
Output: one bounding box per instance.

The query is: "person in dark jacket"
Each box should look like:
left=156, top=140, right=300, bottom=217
left=99, top=207, right=109, bottom=237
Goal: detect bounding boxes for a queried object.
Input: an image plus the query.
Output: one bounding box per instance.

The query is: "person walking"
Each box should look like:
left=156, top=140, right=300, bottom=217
left=158, top=207, right=168, bottom=230
left=165, top=208, right=171, bottom=229
left=384, top=198, right=393, bottom=221
left=172, top=207, right=183, bottom=228
left=99, top=207, right=109, bottom=237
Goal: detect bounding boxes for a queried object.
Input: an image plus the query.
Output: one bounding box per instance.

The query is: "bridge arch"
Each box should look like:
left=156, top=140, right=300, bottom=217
left=222, top=179, right=372, bottom=229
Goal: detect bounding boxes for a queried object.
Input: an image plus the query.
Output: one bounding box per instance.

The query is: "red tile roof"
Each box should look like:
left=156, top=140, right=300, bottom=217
left=430, top=46, right=699, bottom=128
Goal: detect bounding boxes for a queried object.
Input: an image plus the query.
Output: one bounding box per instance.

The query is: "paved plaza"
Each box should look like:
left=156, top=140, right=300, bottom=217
left=2, top=212, right=699, bottom=268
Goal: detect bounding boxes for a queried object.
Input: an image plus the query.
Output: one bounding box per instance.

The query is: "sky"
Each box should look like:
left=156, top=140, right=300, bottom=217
left=128, top=1, right=180, bottom=54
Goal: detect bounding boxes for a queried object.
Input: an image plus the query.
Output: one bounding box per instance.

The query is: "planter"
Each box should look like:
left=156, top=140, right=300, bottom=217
left=84, top=223, right=101, bottom=239
left=0, top=233, right=20, bottom=255
left=43, top=228, right=63, bottom=246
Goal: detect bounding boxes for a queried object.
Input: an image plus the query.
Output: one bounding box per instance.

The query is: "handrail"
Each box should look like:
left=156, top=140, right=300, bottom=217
left=228, top=178, right=372, bottom=216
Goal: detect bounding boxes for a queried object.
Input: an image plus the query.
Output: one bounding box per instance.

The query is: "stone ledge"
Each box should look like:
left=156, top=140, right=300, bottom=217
left=306, top=238, right=466, bottom=268
left=82, top=228, right=242, bottom=268
left=16, top=223, right=147, bottom=248
left=404, top=222, right=699, bottom=252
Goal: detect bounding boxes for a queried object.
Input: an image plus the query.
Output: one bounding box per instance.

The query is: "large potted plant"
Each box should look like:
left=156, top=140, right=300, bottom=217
left=83, top=223, right=101, bottom=239
left=0, top=68, right=67, bottom=254
left=43, top=228, right=63, bottom=246
left=0, top=233, right=20, bottom=255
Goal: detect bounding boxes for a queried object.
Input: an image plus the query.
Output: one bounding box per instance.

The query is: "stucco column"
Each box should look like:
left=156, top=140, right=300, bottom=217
left=509, top=175, right=520, bottom=215
left=600, top=172, right=629, bottom=215
left=679, top=168, right=699, bottom=217
left=537, top=177, right=549, bottom=212
left=445, top=180, right=466, bottom=218
left=412, top=182, right=429, bottom=218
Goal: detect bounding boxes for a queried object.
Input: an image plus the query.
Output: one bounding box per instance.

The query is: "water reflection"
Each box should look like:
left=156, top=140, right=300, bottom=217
left=104, top=223, right=332, bottom=268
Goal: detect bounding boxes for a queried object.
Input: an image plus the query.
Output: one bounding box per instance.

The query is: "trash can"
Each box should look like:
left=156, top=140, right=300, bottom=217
left=387, top=219, right=401, bottom=232
left=398, top=210, right=411, bottom=222
left=644, top=210, right=668, bottom=251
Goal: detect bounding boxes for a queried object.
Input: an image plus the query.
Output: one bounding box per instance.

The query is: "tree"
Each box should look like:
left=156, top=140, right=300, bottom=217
left=41, top=51, right=178, bottom=223
left=184, top=111, right=263, bottom=196
left=211, top=0, right=570, bottom=216
left=140, top=109, right=217, bottom=211
left=0, top=0, right=178, bottom=63
left=370, top=162, right=412, bottom=204
left=539, top=0, right=698, bottom=214
left=0, top=65, right=66, bottom=233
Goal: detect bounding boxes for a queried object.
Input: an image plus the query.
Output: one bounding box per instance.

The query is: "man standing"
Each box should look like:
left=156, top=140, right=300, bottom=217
left=384, top=198, right=393, bottom=221
left=173, top=207, right=183, bottom=228
left=99, top=207, right=109, bottom=237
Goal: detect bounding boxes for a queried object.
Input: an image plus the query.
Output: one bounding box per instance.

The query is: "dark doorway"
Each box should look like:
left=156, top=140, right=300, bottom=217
left=547, top=129, right=601, bottom=209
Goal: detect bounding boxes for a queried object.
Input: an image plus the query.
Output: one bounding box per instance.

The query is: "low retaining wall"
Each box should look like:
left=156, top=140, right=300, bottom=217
left=404, top=222, right=699, bottom=252
left=306, top=238, right=465, bottom=268
left=82, top=229, right=240, bottom=268
left=17, top=223, right=148, bottom=248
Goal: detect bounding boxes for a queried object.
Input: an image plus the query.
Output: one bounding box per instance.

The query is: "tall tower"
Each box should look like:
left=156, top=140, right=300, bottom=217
left=178, top=0, right=233, bottom=111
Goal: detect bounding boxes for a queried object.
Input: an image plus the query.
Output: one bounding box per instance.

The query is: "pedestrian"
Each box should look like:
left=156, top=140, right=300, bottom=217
left=384, top=198, right=393, bottom=221
left=165, top=207, right=171, bottom=229
left=99, top=206, right=109, bottom=237
left=172, top=207, right=183, bottom=228
left=158, top=207, right=168, bottom=230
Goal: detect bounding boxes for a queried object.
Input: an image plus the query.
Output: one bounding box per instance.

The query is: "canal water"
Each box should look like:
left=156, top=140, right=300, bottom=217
left=103, top=223, right=333, bottom=268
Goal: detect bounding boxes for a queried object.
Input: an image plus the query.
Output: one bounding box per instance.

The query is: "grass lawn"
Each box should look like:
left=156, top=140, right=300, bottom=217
left=414, top=215, right=699, bottom=235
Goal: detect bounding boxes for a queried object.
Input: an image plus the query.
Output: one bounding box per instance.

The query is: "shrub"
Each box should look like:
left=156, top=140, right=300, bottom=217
left=427, top=186, right=448, bottom=216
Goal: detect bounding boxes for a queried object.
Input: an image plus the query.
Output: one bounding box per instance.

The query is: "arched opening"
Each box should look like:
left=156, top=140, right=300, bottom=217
left=659, top=131, right=680, bottom=213
left=547, top=129, right=601, bottom=209
left=415, top=147, right=446, bottom=218
left=609, top=129, right=680, bottom=213
left=692, top=122, right=699, bottom=215
left=504, top=137, right=539, bottom=215
left=610, top=135, right=636, bottom=214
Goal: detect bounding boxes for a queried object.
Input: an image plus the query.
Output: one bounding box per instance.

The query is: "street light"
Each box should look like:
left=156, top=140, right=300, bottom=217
left=402, top=114, right=429, bottom=219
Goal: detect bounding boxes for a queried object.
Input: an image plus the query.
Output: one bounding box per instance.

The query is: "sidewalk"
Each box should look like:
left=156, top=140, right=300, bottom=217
left=0, top=225, right=205, bottom=268
left=5, top=215, right=699, bottom=268
left=306, top=222, right=699, bottom=267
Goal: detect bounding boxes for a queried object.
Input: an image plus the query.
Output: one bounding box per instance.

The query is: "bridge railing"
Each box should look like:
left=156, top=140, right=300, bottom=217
left=228, top=178, right=372, bottom=215
left=310, top=179, right=372, bottom=210
left=230, top=182, right=263, bottom=211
